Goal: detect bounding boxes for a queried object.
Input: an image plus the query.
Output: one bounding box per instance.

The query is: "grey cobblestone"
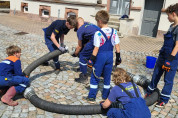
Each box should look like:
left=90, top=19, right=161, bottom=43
left=20, top=112, right=28, bottom=117
left=0, top=13, right=177, bottom=118
left=37, top=115, right=45, bottom=118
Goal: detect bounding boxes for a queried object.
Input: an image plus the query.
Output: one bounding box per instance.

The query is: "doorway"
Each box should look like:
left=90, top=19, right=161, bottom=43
left=140, top=0, right=164, bottom=37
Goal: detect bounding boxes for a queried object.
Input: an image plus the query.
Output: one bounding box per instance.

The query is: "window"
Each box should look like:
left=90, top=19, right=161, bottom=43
left=24, top=6, right=28, bottom=13
left=109, top=0, right=130, bottom=15
left=42, top=10, right=49, bottom=17
left=21, top=2, right=28, bottom=13
left=67, top=12, right=76, bottom=17
left=65, top=8, right=78, bottom=19
left=39, top=5, right=51, bottom=17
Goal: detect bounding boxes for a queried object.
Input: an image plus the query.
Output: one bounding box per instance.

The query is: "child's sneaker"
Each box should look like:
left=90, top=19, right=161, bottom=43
left=156, top=101, right=165, bottom=108
left=75, top=73, right=88, bottom=84
left=82, top=96, right=96, bottom=104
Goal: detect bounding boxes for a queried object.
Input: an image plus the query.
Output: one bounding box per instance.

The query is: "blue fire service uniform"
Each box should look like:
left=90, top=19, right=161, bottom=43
left=88, top=28, right=120, bottom=99
left=43, top=20, right=70, bottom=69
left=106, top=81, right=151, bottom=118
left=147, top=25, right=178, bottom=103
left=0, top=56, right=29, bottom=93
left=77, top=23, right=100, bottom=75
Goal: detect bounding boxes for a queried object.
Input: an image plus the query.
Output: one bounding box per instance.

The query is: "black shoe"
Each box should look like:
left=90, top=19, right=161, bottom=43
left=82, top=96, right=96, bottom=104
left=54, top=69, right=61, bottom=74
left=156, top=101, right=166, bottom=108
left=41, top=62, right=49, bottom=66
left=75, top=73, right=88, bottom=83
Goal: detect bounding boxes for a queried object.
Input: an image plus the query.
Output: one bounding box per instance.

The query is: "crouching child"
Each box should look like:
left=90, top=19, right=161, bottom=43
left=0, top=45, right=29, bottom=106
left=100, top=68, right=151, bottom=118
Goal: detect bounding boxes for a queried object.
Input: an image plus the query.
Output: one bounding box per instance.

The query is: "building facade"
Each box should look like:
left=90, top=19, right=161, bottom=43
left=128, top=0, right=178, bottom=38
left=9, top=0, right=107, bottom=23
left=9, top=0, right=178, bottom=38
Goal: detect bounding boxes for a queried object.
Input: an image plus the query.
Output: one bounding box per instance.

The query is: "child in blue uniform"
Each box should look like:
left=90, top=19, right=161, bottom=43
left=72, top=17, right=99, bottom=83
left=43, top=16, right=77, bottom=74
left=84, top=10, right=121, bottom=103
left=0, top=45, right=29, bottom=106
left=146, top=3, right=178, bottom=107
left=101, top=68, right=151, bottom=118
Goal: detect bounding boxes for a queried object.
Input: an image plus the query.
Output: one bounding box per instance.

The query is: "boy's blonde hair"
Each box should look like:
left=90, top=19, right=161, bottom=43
left=95, top=10, right=109, bottom=24
left=166, top=3, right=178, bottom=16
left=6, top=45, right=21, bottom=56
left=67, top=15, right=77, bottom=28
left=112, top=68, right=131, bottom=85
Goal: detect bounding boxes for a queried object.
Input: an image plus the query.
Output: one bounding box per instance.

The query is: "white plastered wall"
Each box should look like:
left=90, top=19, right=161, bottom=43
left=61, top=0, right=97, bottom=4
left=9, top=0, right=106, bottom=24
left=10, top=0, right=22, bottom=11
left=129, top=0, right=145, bottom=35
left=158, top=0, right=178, bottom=32
left=1, top=0, right=10, bottom=1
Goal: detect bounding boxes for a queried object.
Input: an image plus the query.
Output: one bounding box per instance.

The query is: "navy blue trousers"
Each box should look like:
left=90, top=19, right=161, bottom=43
left=88, top=52, right=113, bottom=99
left=147, top=54, right=178, bottom=103
left=0, top=76, right=29, bottom=93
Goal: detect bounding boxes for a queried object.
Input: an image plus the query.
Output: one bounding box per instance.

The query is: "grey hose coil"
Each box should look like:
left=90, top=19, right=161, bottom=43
left=23, top=50, right=159, bottom=114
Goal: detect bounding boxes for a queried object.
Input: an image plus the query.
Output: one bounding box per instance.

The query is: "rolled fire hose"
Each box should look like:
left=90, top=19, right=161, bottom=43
left=23, top=49, right=159, bottom=115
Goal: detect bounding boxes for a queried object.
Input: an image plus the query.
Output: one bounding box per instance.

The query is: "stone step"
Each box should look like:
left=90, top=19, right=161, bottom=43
left=108, top=25, right=123, bottom=38
left=117, top=32, right=124, bottom=38
left=110, top=14, right=121, bottom=19
left=108, top=24, right=119, bottom=31
left=109, top=18, right=120, bottom=22
left=108, top=20, right=120, bottom=26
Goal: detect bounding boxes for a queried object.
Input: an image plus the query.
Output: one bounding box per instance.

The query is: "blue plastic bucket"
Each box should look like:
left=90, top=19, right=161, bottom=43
left=146, top=56, right=157, bottom=69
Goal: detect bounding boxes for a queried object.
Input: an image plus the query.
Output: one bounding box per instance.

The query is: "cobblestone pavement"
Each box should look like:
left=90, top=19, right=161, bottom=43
left=0, top=13, right=177, bottom=118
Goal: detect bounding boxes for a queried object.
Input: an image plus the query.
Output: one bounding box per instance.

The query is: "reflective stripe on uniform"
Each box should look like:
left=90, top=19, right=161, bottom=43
left=1, top=60, right=10, bottom=64
left=19, top=84, right=27, bottom=88
left=104, top=85, right=110, bottom=89
left=79, top=62, right=87, bottom=66
left=148, top=86, right=155, bottom=91
left=55, top=61, right=59, bottom=63
left=160, top=93, right=170, bottom=98
left=90, top=84, right=98, bottom=89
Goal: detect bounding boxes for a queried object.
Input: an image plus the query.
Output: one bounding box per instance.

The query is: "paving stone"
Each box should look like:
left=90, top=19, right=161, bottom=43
left=151, top=111, right=159, bottom=116
left=29, top=106, right=36, bottom=111
left=22, top=109, right=28, bottom=113
left=11, top=112, right=20, bottom=117
left=20, top=112, right=28, bottom=118
left=0, top=111, right=3, bottom=117
left=0, top=104, right=7, bottom=110
left=0, top=14, right=177, bottom=118
left=69, top=115, right=77, bottom=118
left=6, top=106, right=13, bottom=110
left=28, top=111, right=37, bottom=118
left=154, top=107, right=161, bottom=112
left=167, top=113, right=175, bottom=118
left=36, top=115, right=45, bottom=118
left=169, top=110, right=177, bottom=115
left=160, top=111, right=168, bottom=116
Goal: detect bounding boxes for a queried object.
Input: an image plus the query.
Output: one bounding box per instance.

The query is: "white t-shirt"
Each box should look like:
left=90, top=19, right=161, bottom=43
left=93, top=27, right=120, bottom=47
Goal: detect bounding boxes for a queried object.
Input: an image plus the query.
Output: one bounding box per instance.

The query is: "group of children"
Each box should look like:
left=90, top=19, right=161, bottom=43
left=0, top=3, right=177, bottom=118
